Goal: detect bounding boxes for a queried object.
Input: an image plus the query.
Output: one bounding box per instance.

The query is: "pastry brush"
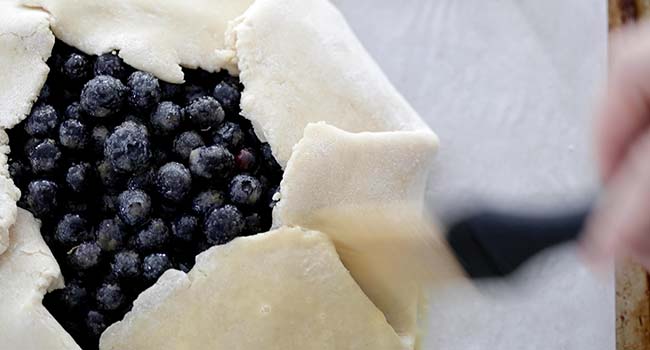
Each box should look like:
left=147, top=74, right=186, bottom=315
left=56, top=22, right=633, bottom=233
left=445, top=207, right=590, bottom=278
left=306, top=203, right=590, bottom=286
left=301, top=203, right=590, bottom=335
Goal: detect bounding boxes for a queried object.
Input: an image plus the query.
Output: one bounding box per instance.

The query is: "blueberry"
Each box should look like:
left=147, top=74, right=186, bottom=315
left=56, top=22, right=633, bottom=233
left=47, top=45, right=67, bottom=72
left=135, top=218, right=170, bottom=252
left=183, top=84, right=208, bottom=104
left=26, top=180, right=58, bottom=217
left=8, top=59, right=285, bottom=349
left=86, top=310, right=107, bottom=337
left=212, top=82, right=240, bottom=114
left=117, top=189, right=152, bottom=227
left=172, top=131, right=204, bottom=161
left=96, top=283, right=124, bottom=311
left=55, top=214, right=90, bottom=246
left=212, top=122, right=244, bottom=150
left=127, top=71, right=161, bottom=111
left=80, top=75, right=127, bottom=118
left=64, top=102, right=83, bottom=120
left=57, top=280, right=88, bottom=311
left=188, top=145, right=234, bottom=180
left=223, top=75, right=242, bottom=88
left=259, top=175, right=271, bottom=192
left=191, top=190, right=225, bottom=216
left=111, top=251, right=141, bottom=280
left=38, top=83, right=51, bottom=103
left=160, top=81, right=182, bottom=101
left=65, top=163, right=91, bottom=192
left=185, top=96, right=224, bottom=130
left=143, top=253, right=172, bottom=281
left=127, top=168, right=155, bottom=191
left=171, top=215, right=198, bottom=242
left=23, top=137, right=43, bottom=156
left=123, top=114, right=146, bottom=125
left=59, top=119, right=89, bottom=150
left=150, top=101, right=182, bottom=135
left=24, top=104, right=59, bottom=137
left=156, top=162, right=192, bottom=202
left=260, top=143, right=281, bottom=171
left=8, top=160, right=30, bottom=188
left=104, top=121, right=151, bottom=174
left=94, top=53, right=127, bottom=80
left=100, top=194, right=118, bottom=215
left=177, top=262, right=192, bottom=274
left=67, top=199, right=89, bottom=214
left=229, top=175, right=263, bottom=207
left=265, top=185, right=280, bottom=209
left=96, top=218, right=127, bottom=251
left=96, top=159, right=126, bottom=191
left=61, top=53, right=91, bottom=82
left=204, top=205, right=244, bottom=244
left=235, top=148, right=257, bottom=171
left=28, top=139, right=61, bottom=173
left=90, top=125, right=110, bottom=154
left=69, top=242, right=102, bottom=270
left=244, top=213, right=265, bottom=235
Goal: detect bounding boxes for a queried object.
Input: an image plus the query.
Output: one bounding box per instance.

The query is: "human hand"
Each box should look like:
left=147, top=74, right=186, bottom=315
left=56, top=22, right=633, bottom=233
left=584, top=21, right=650, bottom=269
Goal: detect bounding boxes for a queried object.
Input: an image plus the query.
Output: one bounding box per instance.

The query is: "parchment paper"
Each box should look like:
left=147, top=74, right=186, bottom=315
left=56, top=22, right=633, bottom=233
left=332, top=0, right=613, bottom=349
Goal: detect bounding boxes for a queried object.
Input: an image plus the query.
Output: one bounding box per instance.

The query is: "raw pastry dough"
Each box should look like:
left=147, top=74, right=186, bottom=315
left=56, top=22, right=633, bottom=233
left=100, top=227, right=405, bottom=350
left=0, top=209, right=80, bottom=350
left=23, top=0, right=253, bottom=82
left=230, top=0, right=430, bottom=166
left=0, top=1, right=53, bottom=130
left=0, top=1, right=53, bottom=255
left=275, top=123, right=437, bottom=224
left=275, top=123, right=462, bottom=345
left=0, top=132, right=20, bottom=256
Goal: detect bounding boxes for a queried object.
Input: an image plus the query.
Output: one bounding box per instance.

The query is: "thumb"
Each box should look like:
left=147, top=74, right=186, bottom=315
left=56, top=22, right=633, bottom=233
left=583, top=128, right=650, bottom=270
left=597, top=20, right=650, bottom=181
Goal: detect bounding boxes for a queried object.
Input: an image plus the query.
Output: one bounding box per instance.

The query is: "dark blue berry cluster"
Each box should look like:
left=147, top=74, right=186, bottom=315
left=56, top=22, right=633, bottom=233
left=7, top=41, right=282, bottom=350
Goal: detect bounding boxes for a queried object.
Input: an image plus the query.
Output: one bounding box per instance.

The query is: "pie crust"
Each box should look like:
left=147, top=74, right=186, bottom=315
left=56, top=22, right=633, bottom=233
left=0, top=0, right=443, bottom=349
left=100, top=227, right=406, bottom=350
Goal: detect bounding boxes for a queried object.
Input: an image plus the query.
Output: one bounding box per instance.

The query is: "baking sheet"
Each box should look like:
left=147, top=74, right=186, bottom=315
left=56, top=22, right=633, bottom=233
left=332, top=0, right=613, bottom=349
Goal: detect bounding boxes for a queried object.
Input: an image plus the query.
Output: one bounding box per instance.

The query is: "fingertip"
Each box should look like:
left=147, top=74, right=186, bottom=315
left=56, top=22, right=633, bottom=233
left=577, top=235, right=614, bottom=279
left=579, top=222, right=613, bottom=269
left=595, top=72, right=650, bottom=182
left=579, top=195, right=617, bottom=268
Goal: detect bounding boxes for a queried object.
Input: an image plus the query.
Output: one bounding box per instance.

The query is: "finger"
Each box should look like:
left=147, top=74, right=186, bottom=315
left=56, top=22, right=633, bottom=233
left=596, top=74, right=650, bottom=181
left=626, top=236, right=650, bottom=270
left=596, top=21, right=650, bottom=180
left=583, top=128, right=650, bottom=267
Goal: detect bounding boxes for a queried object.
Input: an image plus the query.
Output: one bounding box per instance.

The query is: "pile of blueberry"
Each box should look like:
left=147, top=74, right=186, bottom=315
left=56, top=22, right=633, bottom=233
left=7, top=40, right=282, bottom=349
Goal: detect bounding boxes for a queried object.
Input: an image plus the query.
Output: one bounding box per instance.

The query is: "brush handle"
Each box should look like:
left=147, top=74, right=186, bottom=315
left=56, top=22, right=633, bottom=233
left=446, top=208, right=590, bottom=278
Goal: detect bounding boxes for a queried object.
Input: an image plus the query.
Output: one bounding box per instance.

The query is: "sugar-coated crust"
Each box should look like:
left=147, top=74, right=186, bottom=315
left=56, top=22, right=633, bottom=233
left=0, top=1, right=439, bottom=349
left=0, top=2, right=53, bottom=256
left=100, top=227, right=405, bottom=350
left=0, top=209, right=79, bottom=350
left=22, top=0, right=254, bottom=83
left=0, top=2, right=53, bottom=130
left=230, top=0, right=433, bottom=167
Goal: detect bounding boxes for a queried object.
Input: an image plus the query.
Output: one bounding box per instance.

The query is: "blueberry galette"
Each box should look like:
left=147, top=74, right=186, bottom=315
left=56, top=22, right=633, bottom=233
left=0, top=1, right=445, bottom=349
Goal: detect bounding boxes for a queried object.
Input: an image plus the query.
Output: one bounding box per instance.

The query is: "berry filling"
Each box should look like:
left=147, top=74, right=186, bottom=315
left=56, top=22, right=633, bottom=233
left=7, top=40, right=283, bottom=349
